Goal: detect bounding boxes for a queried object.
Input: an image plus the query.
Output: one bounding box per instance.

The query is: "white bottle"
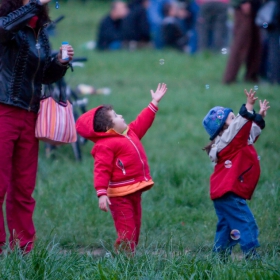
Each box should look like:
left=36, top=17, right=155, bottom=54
left=61, top=41, right=69, bottom=61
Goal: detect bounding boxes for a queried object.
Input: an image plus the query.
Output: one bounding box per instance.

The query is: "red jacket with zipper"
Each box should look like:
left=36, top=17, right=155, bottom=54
left=209, top=105, right=265, bottom=200
left=76, top=103, right=158, bottom=197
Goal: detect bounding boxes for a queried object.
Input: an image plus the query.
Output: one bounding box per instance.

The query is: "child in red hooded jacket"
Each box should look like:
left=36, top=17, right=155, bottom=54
left=76, top=83, right=167, bottom=253
left=202, top=89, right=270, bottom=260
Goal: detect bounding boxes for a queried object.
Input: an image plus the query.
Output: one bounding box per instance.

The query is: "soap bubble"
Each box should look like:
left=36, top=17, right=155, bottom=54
left=55, top=1, right=60, bottom=9
left=224, top=160, right=232, bottom=168
left=221, top=48, right=228, bottom=55
left=205, top=84, right=210, bottom=89
left=263, top=22, right=268, bottom=28
left=230, top=229, right=240, bottom=240
left=35, top=43, right=40, bottom=50
left=258, top=156, right=261, bottom=160
left=159, top=59, right=165, bottom=65
left=254, top=85, right=258, bottom=91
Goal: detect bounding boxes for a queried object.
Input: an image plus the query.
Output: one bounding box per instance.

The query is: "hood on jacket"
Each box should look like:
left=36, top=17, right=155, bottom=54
left=76, top=106, right=118, bottom=143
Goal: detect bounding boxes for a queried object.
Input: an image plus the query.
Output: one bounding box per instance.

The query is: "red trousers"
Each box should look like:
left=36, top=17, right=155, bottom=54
left=0, top=103, right=39, bottom=253
left=223, top=9, right=262, bottom=84
left=109, top=191, right=142, bottom=253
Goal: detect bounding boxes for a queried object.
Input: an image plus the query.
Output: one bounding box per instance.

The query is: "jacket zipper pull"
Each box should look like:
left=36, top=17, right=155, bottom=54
left=118, top=159, right=126, bottom=175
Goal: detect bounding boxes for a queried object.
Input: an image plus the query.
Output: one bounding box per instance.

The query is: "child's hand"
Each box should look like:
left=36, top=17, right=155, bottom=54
left=259, top=99, right=270, bottom=118
left=151, top=83, right=168, bottom=107
left=99, top=195, right=111, bottom=212
left=244, top=89, right=258, bottom=111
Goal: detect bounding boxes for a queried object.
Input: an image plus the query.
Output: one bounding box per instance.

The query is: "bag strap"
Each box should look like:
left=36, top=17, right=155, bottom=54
left=57, top=79, right=68, bottom=106
left=41, top=81, right=68, bottom=107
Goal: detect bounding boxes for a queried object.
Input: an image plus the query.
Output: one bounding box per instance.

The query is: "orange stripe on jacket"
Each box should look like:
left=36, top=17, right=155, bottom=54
left=105, top=128, right=154, bottom=197
left=107, top=179, right=154, bottom=197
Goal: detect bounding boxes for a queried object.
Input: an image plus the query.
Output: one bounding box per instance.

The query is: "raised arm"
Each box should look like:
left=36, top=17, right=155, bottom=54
left=42, top=44, right=74, bottom=85
left=0, top=0, right=51, bottom=44
left=129, top=83, right=167, bottom=139
left=150, top=83, right=167, bottom=107
left=249, top=99, right=270, bottom=143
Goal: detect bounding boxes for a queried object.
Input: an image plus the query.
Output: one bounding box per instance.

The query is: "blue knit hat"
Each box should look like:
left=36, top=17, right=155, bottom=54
left=203, top=106, right=233, bottom=140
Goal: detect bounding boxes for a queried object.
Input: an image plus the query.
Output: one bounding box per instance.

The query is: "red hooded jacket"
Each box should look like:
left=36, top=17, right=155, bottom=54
left=76, top=103, right=158, bottom=197
left=208, top=105, right=265, bottom=200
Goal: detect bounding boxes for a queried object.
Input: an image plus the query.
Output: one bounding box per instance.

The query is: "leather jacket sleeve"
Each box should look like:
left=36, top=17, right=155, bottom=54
left=0, top=0, right=43, bottom=43
left=42, top=57, right=69, bottom=85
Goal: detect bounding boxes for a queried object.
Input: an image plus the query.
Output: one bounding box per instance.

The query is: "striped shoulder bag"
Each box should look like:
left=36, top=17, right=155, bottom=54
left=35, top=87, right=77, bottom=145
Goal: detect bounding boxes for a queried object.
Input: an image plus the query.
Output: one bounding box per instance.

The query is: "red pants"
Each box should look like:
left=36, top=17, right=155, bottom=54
left=0, top=103, right=39, bottom=253
left=109, top=191, right=142, bottom=253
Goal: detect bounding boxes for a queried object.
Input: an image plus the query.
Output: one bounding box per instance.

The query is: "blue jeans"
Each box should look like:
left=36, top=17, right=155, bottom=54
left=213, top=192, right=260, bottom=254
left=108, top=41, right=122, bottom=50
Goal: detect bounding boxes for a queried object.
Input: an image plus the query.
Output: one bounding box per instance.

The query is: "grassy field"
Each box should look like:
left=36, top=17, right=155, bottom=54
left=1, top=1, right=279, bottom=278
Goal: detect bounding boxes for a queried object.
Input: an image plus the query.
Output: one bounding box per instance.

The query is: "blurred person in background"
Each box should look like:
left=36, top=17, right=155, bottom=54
left=197, top=0, right=229, bottom=51
left=223, top=0, right=262, bottom=84
left=178, top=0, right=200, bottom=53
left=265, top=0, right=280, bottom=84
left=161, top=1, right=189, bottom=51
left=123, top=0, right=151, bottom=49
left=96, top=1, right=129, bottom=50
left=147, top=0, right=173, bottom=49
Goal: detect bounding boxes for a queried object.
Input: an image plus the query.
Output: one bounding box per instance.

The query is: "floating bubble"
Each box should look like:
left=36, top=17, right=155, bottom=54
left=221, top=48, right=227, bottom=55
left=254, top=85, right=258, bottom=91
left=263, top=22, right=268, bottom=28
left=205, top=84, right=210, bottom=89
left=230, top=229, right=240, bottom=240
left=35, top=43, right=41, bottom=50
left=55, top=1, right=60, bottom=9
left=159, top=59, right=164, bottom=65
left=224, top=160, right=232, bottom=168
left=258, top=156, right=261, bottom=161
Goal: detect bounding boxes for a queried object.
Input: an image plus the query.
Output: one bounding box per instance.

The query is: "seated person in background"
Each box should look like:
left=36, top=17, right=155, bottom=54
left=97, top=1, right=129, bottom=50
left=177, top=0, right=200, bottom=54
left=161, top=2, right=188, bottom=52
left=122, top=0, right=151, bottom=49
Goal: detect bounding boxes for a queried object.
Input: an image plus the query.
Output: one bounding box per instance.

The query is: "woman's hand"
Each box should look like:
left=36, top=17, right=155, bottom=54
left=57, top=45, right=74, bottom=64
left=98, top=195, right=111, bottom=212
left=151, top=83, right=168, bottom=107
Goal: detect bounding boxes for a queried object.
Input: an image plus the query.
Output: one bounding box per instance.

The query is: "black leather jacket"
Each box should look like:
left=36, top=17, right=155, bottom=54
left=0, top=0, right=68, bottom=113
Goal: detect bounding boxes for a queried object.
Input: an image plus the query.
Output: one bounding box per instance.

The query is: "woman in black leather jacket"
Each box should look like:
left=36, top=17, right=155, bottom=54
left=0, top=0, right=74, bottom=253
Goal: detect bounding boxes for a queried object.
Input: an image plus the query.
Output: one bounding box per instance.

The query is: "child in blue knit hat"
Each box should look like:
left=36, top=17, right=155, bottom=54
left=202, top=89, right=270, bottom=260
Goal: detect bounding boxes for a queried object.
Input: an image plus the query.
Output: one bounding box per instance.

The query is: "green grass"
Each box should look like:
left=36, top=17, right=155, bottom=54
left=1, top=1, right=279, bottom=278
